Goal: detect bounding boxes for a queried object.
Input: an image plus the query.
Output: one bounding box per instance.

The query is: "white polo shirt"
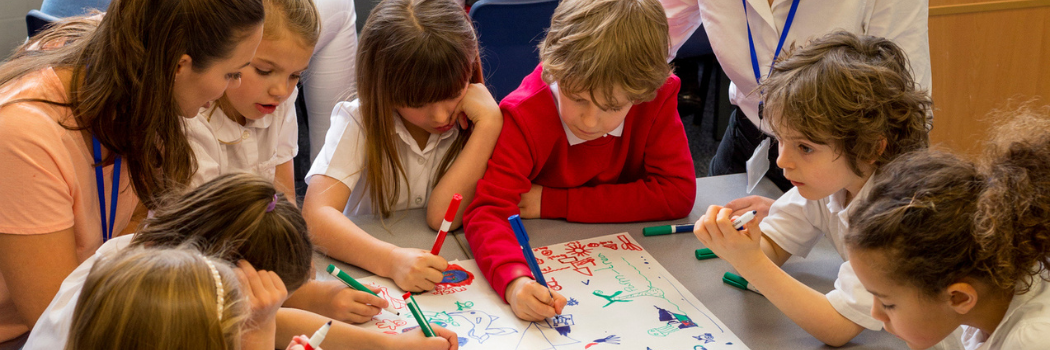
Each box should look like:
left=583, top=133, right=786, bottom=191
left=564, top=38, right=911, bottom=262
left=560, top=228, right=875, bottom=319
left=660, top=0, right=932, bottom=134
left=306, top=100, right=459, bottom=216
left=185, top=88, right=300, bottom=186
left=962, top=277, right=1050, bottom=350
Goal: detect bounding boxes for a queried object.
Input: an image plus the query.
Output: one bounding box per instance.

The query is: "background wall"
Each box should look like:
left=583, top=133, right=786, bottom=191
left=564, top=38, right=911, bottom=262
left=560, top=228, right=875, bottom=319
left=927, top=0, right=1050, bottom=156
left=0, top=0, right=44, bottom=58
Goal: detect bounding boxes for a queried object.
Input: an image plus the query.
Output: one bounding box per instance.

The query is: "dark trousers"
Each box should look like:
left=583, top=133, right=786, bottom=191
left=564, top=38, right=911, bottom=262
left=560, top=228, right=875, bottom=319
left=708, top=106, right=792, bottom=192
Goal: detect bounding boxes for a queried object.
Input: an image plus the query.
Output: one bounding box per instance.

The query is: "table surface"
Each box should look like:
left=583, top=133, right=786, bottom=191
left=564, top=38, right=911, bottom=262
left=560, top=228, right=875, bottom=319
left=316, top=173, right=904, bottom=349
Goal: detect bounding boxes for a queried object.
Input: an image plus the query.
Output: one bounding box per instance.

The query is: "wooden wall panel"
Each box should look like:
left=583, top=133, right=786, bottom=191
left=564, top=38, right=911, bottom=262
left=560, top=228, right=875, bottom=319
left=927, top=2, right=1050, bottom=156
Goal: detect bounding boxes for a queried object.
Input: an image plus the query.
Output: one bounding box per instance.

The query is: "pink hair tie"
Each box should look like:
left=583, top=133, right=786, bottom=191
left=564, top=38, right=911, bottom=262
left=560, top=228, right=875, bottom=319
left=266, top=194, right=278, bottom=212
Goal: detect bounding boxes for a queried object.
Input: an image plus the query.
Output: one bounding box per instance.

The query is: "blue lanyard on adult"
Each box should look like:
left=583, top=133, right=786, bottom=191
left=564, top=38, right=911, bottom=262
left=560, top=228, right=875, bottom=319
left=743, top=0, right=801, bottom=98
left=92, top=136, right=121, bottom=242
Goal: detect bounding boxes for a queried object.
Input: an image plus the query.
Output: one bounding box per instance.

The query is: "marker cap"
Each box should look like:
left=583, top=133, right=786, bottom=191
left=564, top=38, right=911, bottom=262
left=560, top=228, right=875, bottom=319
left=643, top=226, right=673, bottom=236
left=695, top=248, right=718, bottom=260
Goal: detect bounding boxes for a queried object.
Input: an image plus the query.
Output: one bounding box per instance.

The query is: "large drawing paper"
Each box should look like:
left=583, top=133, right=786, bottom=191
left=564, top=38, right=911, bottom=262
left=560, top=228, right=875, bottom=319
left=355, top=233, right=748, bottom=349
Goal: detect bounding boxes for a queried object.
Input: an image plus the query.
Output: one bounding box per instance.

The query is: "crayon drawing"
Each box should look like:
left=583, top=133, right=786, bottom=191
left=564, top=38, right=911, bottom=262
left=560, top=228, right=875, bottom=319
left=346, top=233, right=748, bottom=349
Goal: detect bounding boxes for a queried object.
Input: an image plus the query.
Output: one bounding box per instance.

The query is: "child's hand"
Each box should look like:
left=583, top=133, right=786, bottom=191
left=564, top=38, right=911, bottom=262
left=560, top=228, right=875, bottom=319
left=285, top=335, right=315, bottom=350
left=389, top=325, right=459, bottom=350
left=725, top=195, right=775, bottom=224
left=325, top=282, right=388, bottom=323
left=693, top=205, right=765, bottom=270
left=518, top=184, right=543, bottom=219
left=389, top=247, right=448, bottom=292
left=235, top=260, right=289, bottom=328
left=454, top=83, right=501, bottom=130
left=505, top=276, right=567, bottom=321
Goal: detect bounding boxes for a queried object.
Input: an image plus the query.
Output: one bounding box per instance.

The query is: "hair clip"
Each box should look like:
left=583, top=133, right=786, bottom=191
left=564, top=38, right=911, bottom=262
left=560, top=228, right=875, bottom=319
left=266, top=194, right=278, bottom=213
left=202, top=257, right=224, bottom=321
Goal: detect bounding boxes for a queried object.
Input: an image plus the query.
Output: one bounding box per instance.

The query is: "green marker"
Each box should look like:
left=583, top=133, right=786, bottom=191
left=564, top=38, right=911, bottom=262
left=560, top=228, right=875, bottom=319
left=327, top=264, right=400, bottom=316
left=722, top=272, right=763, bottom=296
left=642, top=223, right=694, bottom=236
left=695, top=248, right=718, bottom=260
left=403, top=292, right=436, bottom=337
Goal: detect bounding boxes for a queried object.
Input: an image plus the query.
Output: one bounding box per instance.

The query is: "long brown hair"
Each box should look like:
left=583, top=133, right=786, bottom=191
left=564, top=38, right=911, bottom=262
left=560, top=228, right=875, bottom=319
left=0, top=0, right=265, bottom=209
left=762, top=31, right=931, bottom=176
left=355, top=0, right=483, bottom=217
left=848, top=105, right=1050, bottom=298
left=132, top=173, right=313, bottom=291
left=67, top=247, right=247, bottom=350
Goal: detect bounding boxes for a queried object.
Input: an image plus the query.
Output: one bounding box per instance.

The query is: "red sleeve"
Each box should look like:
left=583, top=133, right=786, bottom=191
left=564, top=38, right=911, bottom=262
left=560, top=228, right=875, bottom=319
left=540, top=76, right=696, bottom=222
left=463, top=109, right=538, bottom=302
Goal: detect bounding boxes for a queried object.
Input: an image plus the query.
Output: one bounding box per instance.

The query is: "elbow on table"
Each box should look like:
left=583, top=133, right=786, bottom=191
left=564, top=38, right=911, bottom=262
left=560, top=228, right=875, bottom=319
left=812, top=322, right=864, bottom=347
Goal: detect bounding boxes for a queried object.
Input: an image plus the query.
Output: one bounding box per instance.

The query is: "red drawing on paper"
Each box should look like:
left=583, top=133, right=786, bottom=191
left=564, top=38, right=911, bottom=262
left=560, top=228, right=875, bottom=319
left=564, top=241, right=592, bottom=257
left=377, top=319, right=407, bottom=331
left=540, top=265, right=570, bottom=274
left=437, top=264, right=475, bottom=287
left=373, top=285, right=407, bottom=310
left=547, top=277, right=563, bottom=291
left=537, top=246, right=553, bottom=256
left=431, top=285, right=468, bottom=296
left=618, top=234, right=642, bottom=251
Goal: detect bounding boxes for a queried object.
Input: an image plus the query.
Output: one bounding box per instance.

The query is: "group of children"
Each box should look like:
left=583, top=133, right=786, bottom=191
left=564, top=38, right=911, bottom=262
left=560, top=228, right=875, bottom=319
left=0, top=0, right=1046, bottom=349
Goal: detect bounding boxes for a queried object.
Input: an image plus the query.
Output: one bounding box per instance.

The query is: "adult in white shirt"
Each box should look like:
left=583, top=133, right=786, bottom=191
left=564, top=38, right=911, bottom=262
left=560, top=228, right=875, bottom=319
left=660, top=0, right=932, bottom=191
left=303, top=0, right=358, bottom=160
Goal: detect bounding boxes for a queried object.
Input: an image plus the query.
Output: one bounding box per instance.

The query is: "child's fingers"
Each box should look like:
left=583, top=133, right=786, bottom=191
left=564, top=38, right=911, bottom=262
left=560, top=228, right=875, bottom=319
left=355, top=290, right=389, bottom=309
left=430, top=325, right=459, bottom=350
left=715, top=207, right=739, bottom=236
left=692, top=215, right=711, bottom=245
left=702, top=205, right=726, bottom=246
left=551, top=291, right=568, bottom=314
left=234, top=267, right=253, bottom=297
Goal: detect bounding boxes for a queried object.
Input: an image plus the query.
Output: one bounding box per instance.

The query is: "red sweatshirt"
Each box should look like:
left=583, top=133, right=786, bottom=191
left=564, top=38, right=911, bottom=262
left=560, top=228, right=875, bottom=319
left=464, top=65, right=696, bottom=301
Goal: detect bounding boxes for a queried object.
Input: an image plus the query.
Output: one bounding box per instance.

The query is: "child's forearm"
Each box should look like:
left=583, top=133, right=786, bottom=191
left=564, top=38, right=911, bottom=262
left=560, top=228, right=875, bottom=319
left=241, top=319, right=278, bottom=350
left=276, top=308, right=389, bottom=350
left=302, top=179, right=400, bottom=278
left=759, top=235, right=792, bottom=267
left=274, top=160, right=297, bottom=207
left=735, top=257, right=865, bottom=347
left=427, top=118, right=502, bottom=231
left=282, top=279, right=333, bottom=312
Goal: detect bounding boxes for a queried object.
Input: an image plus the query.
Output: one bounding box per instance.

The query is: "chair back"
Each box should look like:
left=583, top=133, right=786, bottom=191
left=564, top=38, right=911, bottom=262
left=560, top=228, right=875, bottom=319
left=469, top=0, right=559, bottom=101
left=26, top=10, right=60, bottom=38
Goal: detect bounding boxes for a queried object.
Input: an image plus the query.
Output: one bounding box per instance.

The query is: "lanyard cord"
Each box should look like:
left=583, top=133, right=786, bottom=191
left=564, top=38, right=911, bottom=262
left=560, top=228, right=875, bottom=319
left=743, top=0, right=801, bottom=87
left=92, top=136, right=121, bottom=242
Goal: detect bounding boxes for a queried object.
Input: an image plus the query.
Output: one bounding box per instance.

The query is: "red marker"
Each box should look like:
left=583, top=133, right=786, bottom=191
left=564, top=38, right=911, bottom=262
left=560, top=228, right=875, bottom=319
left=303, top=320, right=331, bottom=350
left=430, top=194, right=462, bottom=255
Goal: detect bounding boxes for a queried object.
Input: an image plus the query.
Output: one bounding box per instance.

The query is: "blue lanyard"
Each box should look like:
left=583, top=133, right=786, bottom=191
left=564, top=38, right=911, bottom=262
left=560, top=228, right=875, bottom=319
left=92, top=136, right=121, bottom=242
left=744, top=0, right=801, bottom=85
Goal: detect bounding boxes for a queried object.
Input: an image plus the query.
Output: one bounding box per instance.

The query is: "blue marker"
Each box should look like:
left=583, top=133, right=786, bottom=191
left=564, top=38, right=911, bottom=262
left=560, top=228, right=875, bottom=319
left=509, top=214, right=552, bottom=298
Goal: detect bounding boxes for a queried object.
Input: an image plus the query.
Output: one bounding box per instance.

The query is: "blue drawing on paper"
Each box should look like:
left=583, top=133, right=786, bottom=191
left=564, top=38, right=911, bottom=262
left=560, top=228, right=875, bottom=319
left=514, top=320, right=581, bottom=350
left=648, top=306, right=698, bottom=337
left=693, top=333, right=715, bottom=343
left=447, top=310, right=517, bottom=344
left=584, top=335, right=621, bottom=348
left=566, top=297, right=579, bottom=306
left=549, top=314, right=574, bottom=336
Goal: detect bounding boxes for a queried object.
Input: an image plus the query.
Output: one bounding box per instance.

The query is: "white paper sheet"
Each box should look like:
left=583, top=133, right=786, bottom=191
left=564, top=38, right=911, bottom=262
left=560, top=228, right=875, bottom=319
left=357, top=233, right=749, bottom=350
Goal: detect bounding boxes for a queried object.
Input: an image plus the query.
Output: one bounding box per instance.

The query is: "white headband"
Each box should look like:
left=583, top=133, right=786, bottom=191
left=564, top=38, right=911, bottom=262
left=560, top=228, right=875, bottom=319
left=202, top=257, right=225, bottom=321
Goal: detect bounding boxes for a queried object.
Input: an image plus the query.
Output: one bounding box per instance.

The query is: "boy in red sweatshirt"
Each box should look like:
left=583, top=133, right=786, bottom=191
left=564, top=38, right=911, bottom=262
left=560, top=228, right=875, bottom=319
left=463, top=0, right=696, bottom=321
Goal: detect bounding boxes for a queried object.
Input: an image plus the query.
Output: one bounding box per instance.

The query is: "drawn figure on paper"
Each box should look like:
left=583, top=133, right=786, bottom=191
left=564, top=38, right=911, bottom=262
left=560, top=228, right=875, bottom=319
left=648, top=306, right=698, bottom=337
left=547, top=277, right=563, bottom=291
left=566, top=297, right=579, bottom=306
left=564, top=241, right=592, bottom=257
left=549, top=314, right=574, bottom=336
left=693, top=333, right=715, bottom=344
left=373, top=285, right=406, bottom=310
left=447, top=310, right=518, bottom=344
left=584, top=335, right=621, bottom=349
left=376, top=319, right=407, bottom=331
left=455, top=301, right=475, bottom=311
left=438, top=264, right=475, bottom=287
left=423, top=311, right=461, bottom=328
left=618, top=234, right=642, bottom=251
left=515, top=320, right=581, bottom=350
left=592, top=290, right=631, bottom=308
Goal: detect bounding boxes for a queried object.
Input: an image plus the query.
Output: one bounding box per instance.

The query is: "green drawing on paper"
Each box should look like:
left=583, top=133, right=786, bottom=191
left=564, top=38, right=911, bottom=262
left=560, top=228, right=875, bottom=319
left=456, top=301, right=475, bottom=311
left=592, top=290, right=631, bottom=307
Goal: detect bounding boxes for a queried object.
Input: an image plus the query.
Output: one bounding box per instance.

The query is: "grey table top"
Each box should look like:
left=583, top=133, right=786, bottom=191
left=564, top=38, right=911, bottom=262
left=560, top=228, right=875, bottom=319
left=315, top=174, right=905, bottom=350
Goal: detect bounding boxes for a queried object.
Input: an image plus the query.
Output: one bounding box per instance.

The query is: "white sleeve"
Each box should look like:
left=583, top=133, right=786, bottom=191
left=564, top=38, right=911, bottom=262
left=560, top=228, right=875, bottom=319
left=659, top=0, right=703, bottom=61
left=273, top=87, right=300, bottom=165
left=184, top=115, right=223, bottom=188
left=304, top=0, right=357, bottom=160
left=758, top=187, right=827, bottom=258
left=826, top=261, right=884, bottom=331
left=867, top=0, right=932, bottom=125
left=305, top=101, right=365, bottom=191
